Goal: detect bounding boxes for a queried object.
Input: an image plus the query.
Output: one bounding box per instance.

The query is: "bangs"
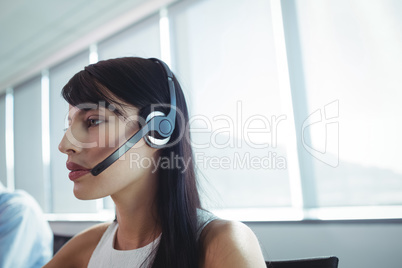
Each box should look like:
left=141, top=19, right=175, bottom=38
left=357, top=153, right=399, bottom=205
left=61, top=69, right=126, bottom=114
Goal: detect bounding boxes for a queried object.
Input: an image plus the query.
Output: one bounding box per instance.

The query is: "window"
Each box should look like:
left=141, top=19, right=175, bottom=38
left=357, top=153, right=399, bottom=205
left=98, top=13, right=161, bottom=60
left=285, top=0, right=402, bottom=208
left=13, top=77, right=48, bottom=210
left=0, top=94, right=6, bottom=186
left=170, top=0, right=294, bottom=210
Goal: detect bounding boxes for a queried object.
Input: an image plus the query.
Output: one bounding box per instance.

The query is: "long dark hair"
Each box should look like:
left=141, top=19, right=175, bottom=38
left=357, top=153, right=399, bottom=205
left=62, top=57, right=201, bottom=267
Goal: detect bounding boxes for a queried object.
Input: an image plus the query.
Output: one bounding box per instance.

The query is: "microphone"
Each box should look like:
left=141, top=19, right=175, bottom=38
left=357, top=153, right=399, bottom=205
left=90, top=123, right=151, bottom=176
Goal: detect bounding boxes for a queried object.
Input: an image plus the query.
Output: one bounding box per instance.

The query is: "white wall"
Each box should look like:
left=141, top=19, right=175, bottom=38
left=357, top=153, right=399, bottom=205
left=49, top=220, right=402, bottom=268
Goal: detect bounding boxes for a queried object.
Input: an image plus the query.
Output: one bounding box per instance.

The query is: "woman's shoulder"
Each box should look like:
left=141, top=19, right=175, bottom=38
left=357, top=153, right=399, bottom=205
left=199, top=219, right=266, bottom=268
left=44, top=222, right=113, bottom=268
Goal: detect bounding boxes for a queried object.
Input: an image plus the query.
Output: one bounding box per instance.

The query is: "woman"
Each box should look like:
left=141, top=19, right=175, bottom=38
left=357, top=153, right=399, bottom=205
left=45, top=57, right=266, bottom=267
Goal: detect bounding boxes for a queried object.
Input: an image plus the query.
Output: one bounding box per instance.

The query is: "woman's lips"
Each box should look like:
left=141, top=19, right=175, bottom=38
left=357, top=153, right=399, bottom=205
left=66, top=162, right=91, bottom=181
left=68, top=170, right=91, bottom=181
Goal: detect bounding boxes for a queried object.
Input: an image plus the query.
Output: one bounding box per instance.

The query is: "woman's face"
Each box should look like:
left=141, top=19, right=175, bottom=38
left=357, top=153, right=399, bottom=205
left=58, top=102, right=159, bottom=200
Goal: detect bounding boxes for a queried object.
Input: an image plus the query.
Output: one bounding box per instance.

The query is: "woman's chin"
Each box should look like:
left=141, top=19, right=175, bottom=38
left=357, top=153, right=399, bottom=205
left=73, top=187, right=105, bottom=200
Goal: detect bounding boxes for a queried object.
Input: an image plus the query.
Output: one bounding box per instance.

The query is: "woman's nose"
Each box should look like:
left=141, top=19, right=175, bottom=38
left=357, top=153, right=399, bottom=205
left=58, top=129, right=82, bottom=155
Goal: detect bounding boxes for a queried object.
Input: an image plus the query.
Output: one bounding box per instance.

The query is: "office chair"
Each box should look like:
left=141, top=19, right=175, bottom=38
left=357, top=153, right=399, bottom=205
left=266, top=256, right=339, bottom=268
left=53, top=234, right=73, bottom=255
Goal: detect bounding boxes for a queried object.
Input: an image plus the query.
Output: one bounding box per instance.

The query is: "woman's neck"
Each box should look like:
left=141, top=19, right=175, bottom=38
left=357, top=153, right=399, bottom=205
left=111, top=172, right=161, bottom=250
left=114, top=206, right=160, bottom=250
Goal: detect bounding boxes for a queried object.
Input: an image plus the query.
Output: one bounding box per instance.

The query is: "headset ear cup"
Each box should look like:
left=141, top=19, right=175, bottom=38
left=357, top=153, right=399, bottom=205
left=144, top=134, right=170, bottom=148
left=145, top=111, right=171, bottom=148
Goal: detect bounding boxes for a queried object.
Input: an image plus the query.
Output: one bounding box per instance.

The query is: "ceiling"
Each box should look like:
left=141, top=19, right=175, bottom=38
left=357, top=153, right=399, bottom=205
left=0, top=0, right=175, bottom=95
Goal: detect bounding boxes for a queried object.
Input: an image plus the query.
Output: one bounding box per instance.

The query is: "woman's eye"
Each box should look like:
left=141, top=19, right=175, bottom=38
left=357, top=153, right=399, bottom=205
left=87, top=118, right=103, bottom=128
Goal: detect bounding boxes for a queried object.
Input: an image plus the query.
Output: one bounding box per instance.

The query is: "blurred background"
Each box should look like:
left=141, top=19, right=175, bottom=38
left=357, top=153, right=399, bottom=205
left=0, top=0, right=401, bottom=267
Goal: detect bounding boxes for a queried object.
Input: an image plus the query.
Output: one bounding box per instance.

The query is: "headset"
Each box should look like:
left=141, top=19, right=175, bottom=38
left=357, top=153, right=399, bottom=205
left=91, top=58, right=176, bottom=176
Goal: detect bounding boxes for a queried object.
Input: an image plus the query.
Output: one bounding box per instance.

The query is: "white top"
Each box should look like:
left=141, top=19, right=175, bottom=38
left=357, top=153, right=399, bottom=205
left=88, top=209, right=217, bottom=268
